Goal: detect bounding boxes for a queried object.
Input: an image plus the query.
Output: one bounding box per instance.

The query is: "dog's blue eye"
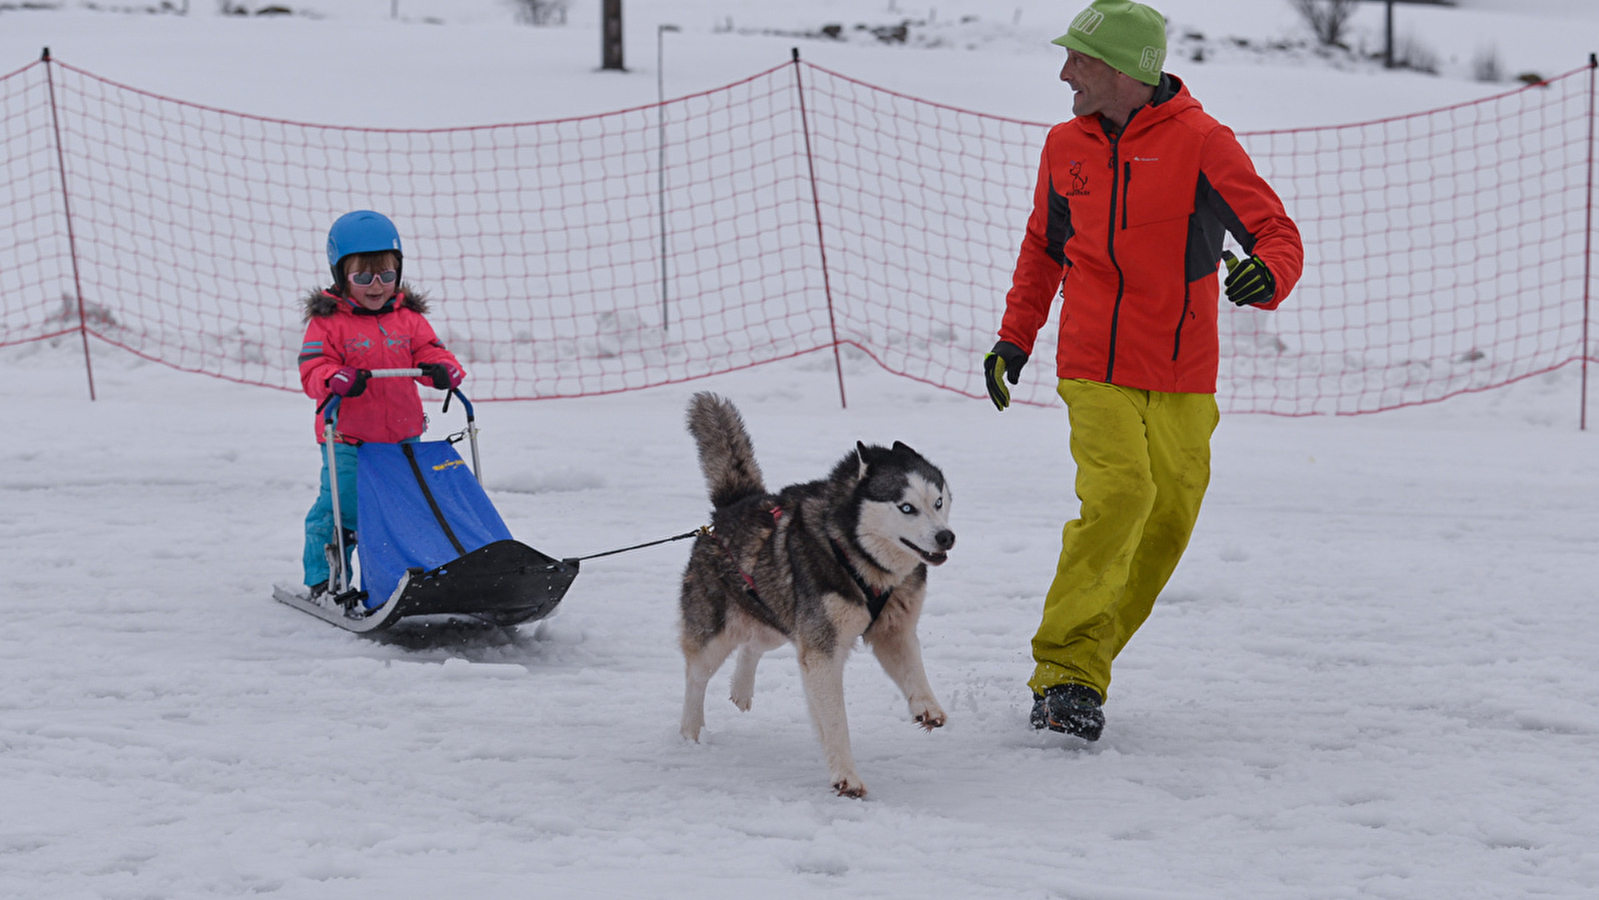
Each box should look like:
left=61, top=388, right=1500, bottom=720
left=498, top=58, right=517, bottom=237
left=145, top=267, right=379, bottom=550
left=899, top=503, right=916, bottom=515
left=935, top=498, right=943, bottom=510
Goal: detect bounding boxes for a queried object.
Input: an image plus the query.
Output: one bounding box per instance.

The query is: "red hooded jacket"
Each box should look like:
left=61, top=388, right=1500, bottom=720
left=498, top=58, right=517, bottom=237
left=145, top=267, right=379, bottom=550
left=297, top=286, right=463, bottom=444
left=1000, top=74, right=1303, bottom=394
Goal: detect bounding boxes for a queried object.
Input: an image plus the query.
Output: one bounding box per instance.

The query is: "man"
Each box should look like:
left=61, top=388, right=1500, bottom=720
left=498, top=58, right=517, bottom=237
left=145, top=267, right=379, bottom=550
left=984, top=0, right=1302, bottom=741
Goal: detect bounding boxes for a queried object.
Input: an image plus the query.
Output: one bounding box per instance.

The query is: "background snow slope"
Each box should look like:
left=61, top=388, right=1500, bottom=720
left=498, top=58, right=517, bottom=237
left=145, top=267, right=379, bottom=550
left=2, top=2, right=1597, bottom=898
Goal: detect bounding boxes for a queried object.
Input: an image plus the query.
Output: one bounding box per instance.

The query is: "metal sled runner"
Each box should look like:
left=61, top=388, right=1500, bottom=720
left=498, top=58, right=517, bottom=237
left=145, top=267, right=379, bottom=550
left=275, top=370, right=579, bottom=634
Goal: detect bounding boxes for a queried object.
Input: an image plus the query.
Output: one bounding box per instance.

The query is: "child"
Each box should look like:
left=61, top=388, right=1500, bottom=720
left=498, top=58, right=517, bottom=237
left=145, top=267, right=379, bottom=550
left=297, top=210, right=465, bottom=600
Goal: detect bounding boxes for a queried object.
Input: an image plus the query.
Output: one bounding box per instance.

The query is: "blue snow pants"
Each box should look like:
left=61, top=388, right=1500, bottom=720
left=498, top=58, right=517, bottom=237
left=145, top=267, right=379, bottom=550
left=302, top=442, right=360, bottom=588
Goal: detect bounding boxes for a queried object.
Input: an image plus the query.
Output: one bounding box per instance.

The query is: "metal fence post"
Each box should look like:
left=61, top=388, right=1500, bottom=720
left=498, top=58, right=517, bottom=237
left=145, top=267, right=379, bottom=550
left=790, top=48, right=847, bottom=409
left=42, top=48, right=97, bottom=401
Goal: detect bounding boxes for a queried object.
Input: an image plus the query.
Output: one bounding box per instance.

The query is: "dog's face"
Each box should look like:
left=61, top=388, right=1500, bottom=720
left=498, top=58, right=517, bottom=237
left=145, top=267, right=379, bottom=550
left=853, top=441, right=955, bottom=571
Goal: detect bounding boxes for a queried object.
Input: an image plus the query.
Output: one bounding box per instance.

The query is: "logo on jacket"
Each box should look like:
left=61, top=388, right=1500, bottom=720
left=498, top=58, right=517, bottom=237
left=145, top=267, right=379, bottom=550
left=1068, top=161, right=1090, bottom=196
left=378, top=323, right=411, bottom=351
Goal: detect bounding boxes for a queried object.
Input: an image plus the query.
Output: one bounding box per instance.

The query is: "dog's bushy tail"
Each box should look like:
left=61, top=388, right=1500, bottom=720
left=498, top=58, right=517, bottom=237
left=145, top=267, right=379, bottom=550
left=686, top=392, right=765, bottom=510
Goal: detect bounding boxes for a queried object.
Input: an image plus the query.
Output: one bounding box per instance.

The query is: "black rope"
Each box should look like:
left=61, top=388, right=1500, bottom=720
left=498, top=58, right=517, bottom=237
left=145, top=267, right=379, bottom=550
left=573, top=527, right=707, bottom=562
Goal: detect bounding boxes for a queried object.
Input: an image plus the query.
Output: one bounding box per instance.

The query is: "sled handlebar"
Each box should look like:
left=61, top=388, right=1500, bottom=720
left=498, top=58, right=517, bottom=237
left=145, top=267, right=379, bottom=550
left=318, top=369, right=474, bottom=421
left=315, top=371, right=484, bottom=595
left=317, top=370, right=480, bottom=478
left=366, top=369, right=475, bottom=417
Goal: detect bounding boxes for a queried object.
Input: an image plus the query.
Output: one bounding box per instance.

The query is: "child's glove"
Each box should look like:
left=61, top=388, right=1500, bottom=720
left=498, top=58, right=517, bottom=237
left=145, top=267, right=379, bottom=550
left=982, top=340, right=1028, bottom=411
left=1222, top=251, right=1277, bottom=307
left=326, top=366, right=369, bottom=398
left=418, top=362, right=463, bottom=391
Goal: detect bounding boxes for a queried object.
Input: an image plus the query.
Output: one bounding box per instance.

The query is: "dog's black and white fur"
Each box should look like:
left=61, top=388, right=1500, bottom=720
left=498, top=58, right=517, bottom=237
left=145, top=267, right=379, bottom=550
left=678, top=392, right=954, bottom=797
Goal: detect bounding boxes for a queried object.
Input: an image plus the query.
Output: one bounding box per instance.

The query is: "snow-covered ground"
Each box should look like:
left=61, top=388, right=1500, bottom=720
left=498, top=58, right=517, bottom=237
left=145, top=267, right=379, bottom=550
left=3, top=1, right=1598, bottom=898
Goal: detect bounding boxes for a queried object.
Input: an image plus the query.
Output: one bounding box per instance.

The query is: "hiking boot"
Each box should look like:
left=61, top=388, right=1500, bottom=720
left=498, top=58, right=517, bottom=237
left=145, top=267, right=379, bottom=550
left=1030, top=683, right=1104, bottom=742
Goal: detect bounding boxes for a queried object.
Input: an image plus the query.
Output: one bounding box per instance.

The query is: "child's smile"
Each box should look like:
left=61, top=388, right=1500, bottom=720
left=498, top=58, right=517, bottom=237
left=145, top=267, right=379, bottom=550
left=346, top=267, right=398, bottom=310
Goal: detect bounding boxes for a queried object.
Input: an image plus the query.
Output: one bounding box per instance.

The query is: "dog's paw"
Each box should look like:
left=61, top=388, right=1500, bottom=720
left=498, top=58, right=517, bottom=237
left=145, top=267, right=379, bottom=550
left=831, top=774, right=868, bottom=798
left=680, top=722, right=703, bottom=742
left=910, top=699, right=947, bottom=730
left=729, top=691, right=752, bottom=712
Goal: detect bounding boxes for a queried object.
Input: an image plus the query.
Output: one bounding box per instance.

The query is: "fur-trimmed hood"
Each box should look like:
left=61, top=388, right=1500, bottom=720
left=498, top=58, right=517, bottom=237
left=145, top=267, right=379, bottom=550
left=300, top=283, right=430, bottom=322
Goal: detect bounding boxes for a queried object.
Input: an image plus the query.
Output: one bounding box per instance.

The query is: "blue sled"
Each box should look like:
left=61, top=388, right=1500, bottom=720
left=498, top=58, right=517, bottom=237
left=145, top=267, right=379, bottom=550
left=276, top=380, right=578, bottom=634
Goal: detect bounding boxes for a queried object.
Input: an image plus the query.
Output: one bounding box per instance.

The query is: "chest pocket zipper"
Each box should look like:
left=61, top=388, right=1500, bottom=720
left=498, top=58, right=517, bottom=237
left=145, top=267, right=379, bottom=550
left=1121, top=161, right=1132, bottom=230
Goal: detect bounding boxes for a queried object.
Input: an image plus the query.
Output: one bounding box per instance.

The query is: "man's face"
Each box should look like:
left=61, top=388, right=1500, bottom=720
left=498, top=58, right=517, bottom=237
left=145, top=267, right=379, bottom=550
left=1059, top=49, right=1121, bottom=120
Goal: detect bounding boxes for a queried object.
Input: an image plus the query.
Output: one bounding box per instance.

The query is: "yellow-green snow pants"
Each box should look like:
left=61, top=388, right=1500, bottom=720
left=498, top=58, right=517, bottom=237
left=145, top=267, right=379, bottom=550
left=1028, top=379, right=1220, bottom=700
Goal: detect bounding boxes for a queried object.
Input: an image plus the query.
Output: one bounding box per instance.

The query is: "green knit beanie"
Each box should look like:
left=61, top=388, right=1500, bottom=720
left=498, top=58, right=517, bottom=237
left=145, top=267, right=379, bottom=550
left=1052, top=0, right=1168, bottom=86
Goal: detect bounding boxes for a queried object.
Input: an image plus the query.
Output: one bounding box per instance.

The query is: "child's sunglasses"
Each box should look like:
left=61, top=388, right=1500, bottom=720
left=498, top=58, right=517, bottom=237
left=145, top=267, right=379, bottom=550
left=348, top=269, right=398, bottom=286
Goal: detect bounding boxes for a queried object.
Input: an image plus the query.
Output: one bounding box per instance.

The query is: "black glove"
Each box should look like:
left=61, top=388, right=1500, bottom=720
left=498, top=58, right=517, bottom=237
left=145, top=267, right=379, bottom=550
left=1222, top=251, right=1276, bottom=307
left=982, top=340, right=1028, bottom=412
left=326, top=366, right=369, bottom=398
left=416, top=362, right=461, bottom=391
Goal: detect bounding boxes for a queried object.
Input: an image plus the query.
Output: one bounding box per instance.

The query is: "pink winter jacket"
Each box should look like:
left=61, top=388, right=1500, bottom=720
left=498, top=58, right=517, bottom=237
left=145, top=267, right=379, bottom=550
left=297, top=286, right=464, bottom=444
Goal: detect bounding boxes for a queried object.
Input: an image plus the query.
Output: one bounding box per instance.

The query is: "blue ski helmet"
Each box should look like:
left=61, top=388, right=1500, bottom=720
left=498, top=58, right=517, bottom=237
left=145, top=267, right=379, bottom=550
left=326, top=210, right=403, bottom=288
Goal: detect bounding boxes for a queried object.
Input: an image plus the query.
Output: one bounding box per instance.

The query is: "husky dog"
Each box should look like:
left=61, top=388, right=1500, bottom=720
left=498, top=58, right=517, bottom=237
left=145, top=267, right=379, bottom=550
left=678, top=392, right=955, bottom=797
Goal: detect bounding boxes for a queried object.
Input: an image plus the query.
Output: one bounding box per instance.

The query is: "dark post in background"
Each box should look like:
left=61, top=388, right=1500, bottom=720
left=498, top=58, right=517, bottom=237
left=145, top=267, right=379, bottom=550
left=602, top=0, right=624, bottom=70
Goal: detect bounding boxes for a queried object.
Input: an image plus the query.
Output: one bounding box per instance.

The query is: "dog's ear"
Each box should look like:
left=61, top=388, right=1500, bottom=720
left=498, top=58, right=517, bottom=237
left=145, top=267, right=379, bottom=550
left=891, top=440, right=917, bottom=457
left=855, top=441, right=871, bottom=479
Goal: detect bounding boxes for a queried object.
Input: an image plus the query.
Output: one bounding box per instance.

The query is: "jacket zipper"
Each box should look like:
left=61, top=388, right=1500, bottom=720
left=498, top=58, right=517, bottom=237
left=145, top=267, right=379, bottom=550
left=1104, top=136, right=1126, bottom=384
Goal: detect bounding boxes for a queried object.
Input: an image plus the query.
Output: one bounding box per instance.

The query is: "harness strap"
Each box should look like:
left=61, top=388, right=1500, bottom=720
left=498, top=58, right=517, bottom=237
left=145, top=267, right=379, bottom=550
left=708, top=507, right=789, bottom=634
left=829, top=539, right=893, bottom=624
left=704, top=509, right=890, bottom=630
